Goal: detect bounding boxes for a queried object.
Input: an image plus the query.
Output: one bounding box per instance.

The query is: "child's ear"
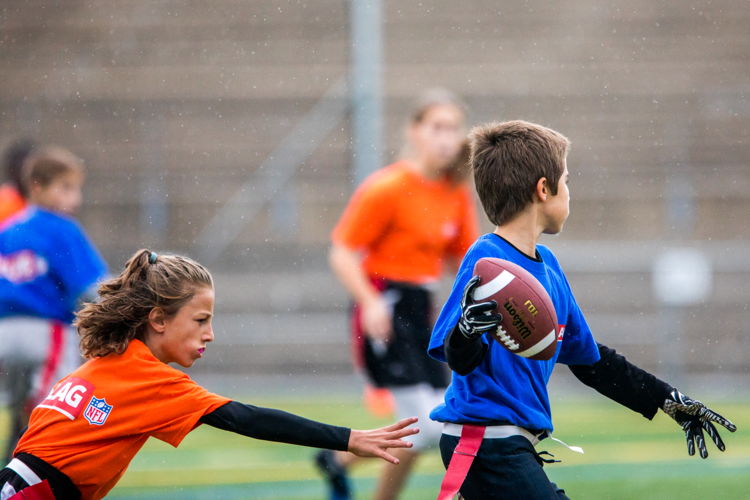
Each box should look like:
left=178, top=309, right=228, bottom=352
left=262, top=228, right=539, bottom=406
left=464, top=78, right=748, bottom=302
left=147, top=307, right=167, bottom=333
left=535, top=177, right=549, bottom=202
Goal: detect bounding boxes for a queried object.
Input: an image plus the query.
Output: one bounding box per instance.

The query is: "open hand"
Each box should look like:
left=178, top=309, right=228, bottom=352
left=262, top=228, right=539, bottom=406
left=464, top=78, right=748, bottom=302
left=662, top=389, right=737, bottom=458
left=361, top=296, right=393, bottom=342
left=347, top=417, right=419, bottom=464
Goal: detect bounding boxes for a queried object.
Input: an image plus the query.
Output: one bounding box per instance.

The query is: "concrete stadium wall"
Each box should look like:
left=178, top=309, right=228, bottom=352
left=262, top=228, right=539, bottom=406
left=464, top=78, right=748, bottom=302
left=2, top=0, right=749, bottom=377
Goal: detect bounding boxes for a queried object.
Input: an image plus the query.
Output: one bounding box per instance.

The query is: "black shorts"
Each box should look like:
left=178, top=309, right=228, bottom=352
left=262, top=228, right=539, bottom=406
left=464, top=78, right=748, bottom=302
left=354, top=280, right=449, bottom=389
left=439, top=434, right=569, bottom=500
left=0, top=453, right=80, bottom=499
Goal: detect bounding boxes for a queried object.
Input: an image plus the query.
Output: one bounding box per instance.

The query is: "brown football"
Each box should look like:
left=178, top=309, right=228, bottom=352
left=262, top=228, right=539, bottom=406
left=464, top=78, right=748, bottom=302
left=472, top=257, right=559, bottom=361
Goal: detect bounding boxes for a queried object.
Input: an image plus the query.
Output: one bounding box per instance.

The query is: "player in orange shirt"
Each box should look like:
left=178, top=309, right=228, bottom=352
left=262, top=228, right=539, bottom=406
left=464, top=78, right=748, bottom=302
left=0, top=138, right=36, bottom=464
left=0, top=139, right=35, bottom=223
left=316, top=89, right=479, bottom=500
left=0, top=249, right=419, bottom=500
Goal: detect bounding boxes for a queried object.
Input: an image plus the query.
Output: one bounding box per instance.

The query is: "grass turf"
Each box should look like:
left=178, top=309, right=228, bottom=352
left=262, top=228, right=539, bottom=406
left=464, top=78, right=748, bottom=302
left=3, top=395, right=749, bottom=499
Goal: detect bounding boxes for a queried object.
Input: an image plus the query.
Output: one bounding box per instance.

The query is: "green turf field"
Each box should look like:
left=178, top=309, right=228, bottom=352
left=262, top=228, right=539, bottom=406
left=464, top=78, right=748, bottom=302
left=3, top=395, right=748, bottom=499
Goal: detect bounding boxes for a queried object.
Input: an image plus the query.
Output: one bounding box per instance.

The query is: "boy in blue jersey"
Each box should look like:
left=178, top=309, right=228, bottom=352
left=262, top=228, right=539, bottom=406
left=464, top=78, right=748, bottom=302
left=428, top=121, right=736, bottom=499
left=0, top=147, right=107, bottom=462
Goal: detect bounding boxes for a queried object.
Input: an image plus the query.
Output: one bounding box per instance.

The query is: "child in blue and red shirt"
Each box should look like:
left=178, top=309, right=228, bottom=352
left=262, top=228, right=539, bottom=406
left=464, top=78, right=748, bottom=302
left=0, top=147, right=107, bottom=463
left=428, top=120, right=736, bottom=499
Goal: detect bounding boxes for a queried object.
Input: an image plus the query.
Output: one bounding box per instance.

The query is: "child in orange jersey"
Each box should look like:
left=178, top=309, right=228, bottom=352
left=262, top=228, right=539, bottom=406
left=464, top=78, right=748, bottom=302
left=0, top=249, right=418, bottom=500
left=0, top=139, right=35, bottom=223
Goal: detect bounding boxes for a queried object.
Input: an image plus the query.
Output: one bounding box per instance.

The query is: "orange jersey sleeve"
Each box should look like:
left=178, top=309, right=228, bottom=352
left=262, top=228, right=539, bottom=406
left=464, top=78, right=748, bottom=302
left=0, top=184, right=26, bottom=224
left=14, top=340, right=231, bottom=500
left=332, top=162, right=479, bottom=283
left=147, top=373, right=231, bottom=446
left=332, top=166, right=397, bottom=251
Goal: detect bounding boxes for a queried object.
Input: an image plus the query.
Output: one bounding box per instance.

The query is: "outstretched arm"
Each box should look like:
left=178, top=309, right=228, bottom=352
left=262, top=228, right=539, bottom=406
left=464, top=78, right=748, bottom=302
left=568, top=343, right=736, bottom=458
left=568, top=342, right=671, bottom=419
left=200, top=401, right=418, bottom=464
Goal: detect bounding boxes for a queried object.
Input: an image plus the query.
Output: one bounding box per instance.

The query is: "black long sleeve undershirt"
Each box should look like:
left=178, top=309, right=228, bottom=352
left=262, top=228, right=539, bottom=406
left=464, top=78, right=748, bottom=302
left=444, top=328, right=672, bottom=419
left=199, top=401, right=351, bottom=451
left=568, top=343, right=673, bottom=420
left=445, top=325, right=488, bottom=375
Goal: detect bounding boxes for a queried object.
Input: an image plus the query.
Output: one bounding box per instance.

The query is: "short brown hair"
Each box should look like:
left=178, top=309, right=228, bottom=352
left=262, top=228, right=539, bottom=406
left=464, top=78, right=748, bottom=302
left=76, top=249, right=214, bottom=358
left=408, top=88, right=470, bottom=184
left=470, top=120, right=570, bottom=225
left=22, top=146, right=84, bottom=191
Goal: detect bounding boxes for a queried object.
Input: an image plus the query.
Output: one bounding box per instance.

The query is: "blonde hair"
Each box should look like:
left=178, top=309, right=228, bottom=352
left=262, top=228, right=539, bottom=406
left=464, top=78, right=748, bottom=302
left=409, top=87, right=466, bottom=124
left=445, top=138, right=471, bottom=185
left=406, top=88, right=470, bottom=184
left=76, top=249, right=213, bottom=358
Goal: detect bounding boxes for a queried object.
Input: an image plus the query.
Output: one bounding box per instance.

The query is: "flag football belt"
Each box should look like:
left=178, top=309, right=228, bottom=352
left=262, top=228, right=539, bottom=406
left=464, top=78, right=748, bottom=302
left=3, top=454, right=80, bottom=500
left=437, top=423, right=544, bottom=500
left=6, top=459, right=42, bottom=488
left=442, top=422, right=542, bottom=445
left=4, top=458, right=55, bottom=500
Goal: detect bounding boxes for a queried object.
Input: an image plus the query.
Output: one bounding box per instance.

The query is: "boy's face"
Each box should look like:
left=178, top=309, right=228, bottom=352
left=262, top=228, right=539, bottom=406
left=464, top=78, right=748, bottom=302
left=542, top=161, right=570, bottom=234
left=31, top=171, right=83, bottom=215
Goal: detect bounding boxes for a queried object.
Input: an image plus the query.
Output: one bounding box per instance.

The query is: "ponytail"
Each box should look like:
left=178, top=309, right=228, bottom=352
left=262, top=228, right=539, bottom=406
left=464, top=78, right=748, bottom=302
left=76, top=249, right=213, bottom=358
left=444, top=138, right=471, bottom=185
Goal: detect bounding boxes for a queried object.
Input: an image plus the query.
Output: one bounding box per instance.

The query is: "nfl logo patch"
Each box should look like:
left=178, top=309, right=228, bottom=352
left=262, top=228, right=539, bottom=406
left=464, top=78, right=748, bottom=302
left=84, top=396, right=113, bottom=425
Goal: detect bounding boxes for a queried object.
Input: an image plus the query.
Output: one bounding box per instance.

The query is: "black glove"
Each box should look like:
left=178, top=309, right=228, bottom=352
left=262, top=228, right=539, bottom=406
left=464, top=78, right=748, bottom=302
left=662, top=388, right=737, bottom=458
left=456, top=276, right=503, bottom=340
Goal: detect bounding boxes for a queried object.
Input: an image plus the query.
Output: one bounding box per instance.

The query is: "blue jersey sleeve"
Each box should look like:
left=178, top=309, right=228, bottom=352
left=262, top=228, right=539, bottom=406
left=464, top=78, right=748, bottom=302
left=50, top=218, right=107, bottom=302
left=555, top=276, right=600, bottom=366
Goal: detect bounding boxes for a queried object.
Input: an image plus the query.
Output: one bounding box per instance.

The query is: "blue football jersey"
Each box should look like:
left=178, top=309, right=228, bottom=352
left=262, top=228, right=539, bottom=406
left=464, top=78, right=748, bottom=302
left=0, top=206, right=107, bottom=323
left=428, top=233, right=600, bottom=432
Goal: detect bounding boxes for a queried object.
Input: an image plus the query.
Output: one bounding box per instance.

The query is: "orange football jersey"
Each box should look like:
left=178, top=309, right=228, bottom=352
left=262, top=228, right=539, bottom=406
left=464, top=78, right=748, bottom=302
left=15, top=339, right=231, bottom=499
left=332, top=161, right=478, bottom=284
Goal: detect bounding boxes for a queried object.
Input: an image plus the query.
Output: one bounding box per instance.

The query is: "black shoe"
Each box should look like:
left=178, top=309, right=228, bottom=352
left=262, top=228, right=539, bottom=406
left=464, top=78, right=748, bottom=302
left=314, top=449, right=351, bottom=500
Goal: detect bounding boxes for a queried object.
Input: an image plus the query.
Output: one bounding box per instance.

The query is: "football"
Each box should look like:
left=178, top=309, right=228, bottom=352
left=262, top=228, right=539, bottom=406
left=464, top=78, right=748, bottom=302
left=471, top=257, right=559, bottom=360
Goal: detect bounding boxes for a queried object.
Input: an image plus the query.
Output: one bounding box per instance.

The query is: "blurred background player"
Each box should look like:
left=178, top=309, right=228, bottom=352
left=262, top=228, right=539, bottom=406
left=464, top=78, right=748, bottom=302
left=1, top=249, right=418, bottom=500
left=0, top=139, right=36, bottom=223
left=316, top=89, right=479, bottom=500
left=0, top=147, right=107, bottom=463
left=0, top=138, right=37, bottom=463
